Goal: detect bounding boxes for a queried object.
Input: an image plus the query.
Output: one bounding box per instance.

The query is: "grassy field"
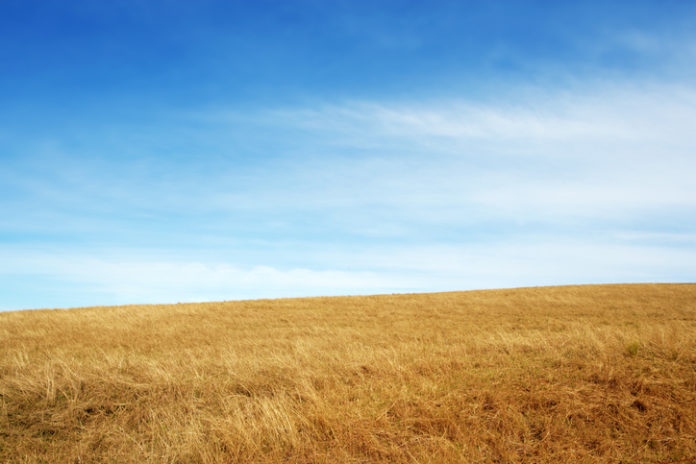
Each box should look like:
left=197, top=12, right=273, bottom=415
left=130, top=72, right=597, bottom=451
left=1, top=284, right=695, bottom=463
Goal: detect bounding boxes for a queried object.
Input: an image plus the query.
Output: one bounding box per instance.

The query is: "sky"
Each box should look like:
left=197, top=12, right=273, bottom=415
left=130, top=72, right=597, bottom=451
left=1, top=0, right=695, bottom=311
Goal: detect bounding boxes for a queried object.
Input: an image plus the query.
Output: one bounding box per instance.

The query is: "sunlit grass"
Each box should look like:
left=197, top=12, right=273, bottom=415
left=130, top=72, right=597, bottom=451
left=1, top=284, right=695, bottom=463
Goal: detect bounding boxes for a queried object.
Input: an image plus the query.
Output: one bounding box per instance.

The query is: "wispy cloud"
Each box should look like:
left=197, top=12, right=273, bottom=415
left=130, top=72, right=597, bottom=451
left=209, top=83, right=696, bottom=224
left=259, top=83, right=696, bottom=145
left=2, top=236, right=694, bottom=311
left=2, top=81, right=695, bottom=310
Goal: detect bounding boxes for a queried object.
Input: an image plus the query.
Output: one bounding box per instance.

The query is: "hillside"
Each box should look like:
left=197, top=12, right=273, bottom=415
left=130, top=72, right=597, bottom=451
left=1, top=284, right=695, bottom=463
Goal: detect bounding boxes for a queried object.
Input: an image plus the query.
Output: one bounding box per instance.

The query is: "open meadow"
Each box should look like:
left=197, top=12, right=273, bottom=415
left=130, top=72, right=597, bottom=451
left=1, top=284, right=695, bottom=463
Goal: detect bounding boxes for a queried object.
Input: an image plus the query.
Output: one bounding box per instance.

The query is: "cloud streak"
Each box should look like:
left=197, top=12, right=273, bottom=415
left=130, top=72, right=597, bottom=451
left=2, top=236, right=695, bottom=311
left=2, top=81, right=695, bottom=310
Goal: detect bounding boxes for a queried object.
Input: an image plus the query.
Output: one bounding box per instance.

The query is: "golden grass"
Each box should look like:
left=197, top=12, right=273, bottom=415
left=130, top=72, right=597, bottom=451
left=1, top=284, right=695, bottom=463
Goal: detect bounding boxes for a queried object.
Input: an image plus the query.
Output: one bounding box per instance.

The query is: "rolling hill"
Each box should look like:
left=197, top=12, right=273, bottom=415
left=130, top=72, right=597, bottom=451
left=1, top=284, right=695, bottom=463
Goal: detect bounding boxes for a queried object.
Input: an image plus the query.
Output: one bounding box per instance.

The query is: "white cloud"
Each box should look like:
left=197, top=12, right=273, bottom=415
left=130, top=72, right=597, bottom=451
left=2, top=238, right=694, bottom=311
left=260, top=84, right=696, bottom=146
left=2, top=82, right=695, bottom=311
left=0, top=249, right=412, bottom=309
left=226, top=82, right=696, bottom=226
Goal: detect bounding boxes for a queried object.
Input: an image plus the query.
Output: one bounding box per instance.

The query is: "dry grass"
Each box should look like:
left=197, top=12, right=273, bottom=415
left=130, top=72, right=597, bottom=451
left=1, top=284, right=695, bottom=463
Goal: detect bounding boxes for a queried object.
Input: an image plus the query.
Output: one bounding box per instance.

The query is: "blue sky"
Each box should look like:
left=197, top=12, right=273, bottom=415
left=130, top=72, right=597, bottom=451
left=1, top=1, right=695, bottom=310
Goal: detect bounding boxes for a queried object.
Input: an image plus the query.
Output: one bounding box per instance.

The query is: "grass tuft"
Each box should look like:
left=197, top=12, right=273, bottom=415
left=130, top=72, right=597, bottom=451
left=625, top=341, right=641, bottom=357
